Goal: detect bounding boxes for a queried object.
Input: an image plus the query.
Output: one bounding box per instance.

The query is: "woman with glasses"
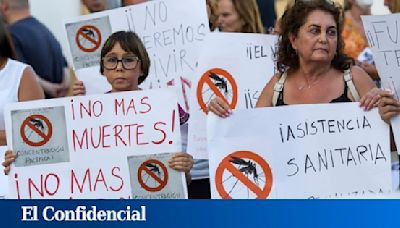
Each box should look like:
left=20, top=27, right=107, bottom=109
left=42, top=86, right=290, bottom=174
left=208, top=0, right=380, bottom=116
left=4, top=31, right=193, bottom=183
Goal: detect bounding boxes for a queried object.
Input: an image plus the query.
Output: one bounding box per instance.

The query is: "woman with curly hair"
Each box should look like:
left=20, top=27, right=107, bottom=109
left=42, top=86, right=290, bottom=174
left=208, top=0, right=380, bottom=116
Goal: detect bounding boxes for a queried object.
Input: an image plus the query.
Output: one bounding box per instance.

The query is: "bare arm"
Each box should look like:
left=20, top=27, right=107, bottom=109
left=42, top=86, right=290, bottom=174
left=35, top=67, right=71, bottom=98
left=351, top=66, right=382, bottom=111
left=351, top=65, right=376, bottom=98
left=360, top=62, right=380, bottom=81
left=0, top=67, right=45, bottom=145
left=256, top=74, right=280, bottom=108
left=18, top=67, right=45, bottom=101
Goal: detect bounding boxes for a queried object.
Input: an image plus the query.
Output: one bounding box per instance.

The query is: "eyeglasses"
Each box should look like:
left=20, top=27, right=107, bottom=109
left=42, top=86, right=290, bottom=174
left=102, top=55, right=140, bottom=70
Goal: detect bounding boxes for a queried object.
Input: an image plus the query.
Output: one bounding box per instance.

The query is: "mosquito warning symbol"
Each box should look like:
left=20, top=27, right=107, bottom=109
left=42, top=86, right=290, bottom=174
left=20, top=114, right=53, bottom=147
left=196, top=68, right=238, bottom=113
left=75, top=25, right=102, bottom=53
left=215, top=151, right=273, bottom=199
left=137, top=159, right=169, bottom=192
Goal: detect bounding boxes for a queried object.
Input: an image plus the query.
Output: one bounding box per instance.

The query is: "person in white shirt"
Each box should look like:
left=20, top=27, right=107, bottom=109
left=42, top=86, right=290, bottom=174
left=0, top=19, right=44, bottom=146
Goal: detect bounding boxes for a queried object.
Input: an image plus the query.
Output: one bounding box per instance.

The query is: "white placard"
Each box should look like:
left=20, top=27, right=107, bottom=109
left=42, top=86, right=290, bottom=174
left=208, top=103, right=391, bottom=199
left=4, top=89, right=187, bottom=199
left=64, top=0, right=209, bottom=108
left=362, top=14, right=400, bottom=155
left=187, top=32, right=277, bottom=159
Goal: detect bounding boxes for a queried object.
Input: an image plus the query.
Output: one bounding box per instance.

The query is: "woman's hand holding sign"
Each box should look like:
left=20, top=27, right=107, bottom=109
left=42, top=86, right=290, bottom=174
left=207, top=97, right=232, bottom=118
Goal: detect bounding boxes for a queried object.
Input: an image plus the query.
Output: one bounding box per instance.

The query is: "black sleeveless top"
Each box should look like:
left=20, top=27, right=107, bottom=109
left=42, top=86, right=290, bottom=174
left=276, top=81, right=352, bottom=106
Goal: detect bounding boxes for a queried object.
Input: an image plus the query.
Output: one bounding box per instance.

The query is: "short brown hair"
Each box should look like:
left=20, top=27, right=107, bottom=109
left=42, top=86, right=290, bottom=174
left=277, top=0, right=352, bottom=73
left=100, top=31, right=150, bottom=84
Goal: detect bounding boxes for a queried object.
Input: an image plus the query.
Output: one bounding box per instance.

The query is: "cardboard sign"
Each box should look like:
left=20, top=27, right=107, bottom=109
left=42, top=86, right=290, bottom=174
left=187, top=32, right=277, bottom=159
left=64, top=0, right=209, bottom=104
left=128, top=153, right=187, bottom=199
left=13, top=108, right=69, bottom=167
left=4, top=89, right=187, bottom=199
left=208, top=103, right=391, bottom=199
left=361, top=14, right=400, bottom=154
left=66, top=16, right=112, bottom=70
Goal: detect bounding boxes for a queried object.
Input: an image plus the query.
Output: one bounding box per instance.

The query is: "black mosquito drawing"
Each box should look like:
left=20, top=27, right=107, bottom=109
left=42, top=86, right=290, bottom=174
left=202, top=72, right=231, bottom=106
left=145, top=163, right=161, bottom=176
left=82, top=28, right=96, bottom=38
left=230, top=156, right=259, bottom=184
left=222, top=156, right=266, bottom=197
left=26, top=117, right=46, bottom=139
left=29, top=118, right=45, bottom=130
left=209, top=72, right=228, bottom=95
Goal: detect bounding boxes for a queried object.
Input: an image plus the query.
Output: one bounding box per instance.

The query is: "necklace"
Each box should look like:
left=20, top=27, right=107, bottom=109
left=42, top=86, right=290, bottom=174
left=297, top=78, right=321, bottom=91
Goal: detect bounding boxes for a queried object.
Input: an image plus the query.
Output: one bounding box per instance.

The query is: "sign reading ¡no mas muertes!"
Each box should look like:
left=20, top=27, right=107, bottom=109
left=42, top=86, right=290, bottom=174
left=4, top=89, right=187, bottom=199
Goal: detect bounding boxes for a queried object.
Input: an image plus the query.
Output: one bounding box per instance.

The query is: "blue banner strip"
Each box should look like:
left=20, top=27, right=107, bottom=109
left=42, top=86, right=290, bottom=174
left=0, top=200, right=399, bottom=227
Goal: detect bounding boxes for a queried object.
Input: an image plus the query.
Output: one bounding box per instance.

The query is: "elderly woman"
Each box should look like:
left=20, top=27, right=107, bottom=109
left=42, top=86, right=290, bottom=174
left=217, top=0, right=264, bottom=33
left=208, top=0, right=379, bottom=116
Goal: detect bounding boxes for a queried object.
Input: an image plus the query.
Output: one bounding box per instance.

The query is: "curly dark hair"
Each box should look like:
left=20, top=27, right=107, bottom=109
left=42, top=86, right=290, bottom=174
left=100, top=31, right=150, bottom=85
left=277, top=0, right=353, bottom=74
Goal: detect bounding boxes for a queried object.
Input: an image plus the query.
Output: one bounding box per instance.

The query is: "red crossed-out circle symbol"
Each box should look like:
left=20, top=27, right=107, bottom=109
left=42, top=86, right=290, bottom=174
left=75, top=25, right=102, bottom=53
left=20, top=114, right=53, bottom=147
left=215, top=151, right=273, bottom=199
left=196, top=68, right=238, bottom=114
left=137, top=159, right=169, bottom=192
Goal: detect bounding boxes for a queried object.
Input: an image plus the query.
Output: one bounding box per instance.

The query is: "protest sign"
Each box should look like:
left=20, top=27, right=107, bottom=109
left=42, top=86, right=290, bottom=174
left=64, top=0, right=209, bottom=108
left=4, top=89, right=187, bottom=199
left=362, top=14, right=400, bottom=154
left=208, top=103, right=391, bottom=199
left=128, top=153, right=187, bottom=199
left=187, top=32, right=276, bottom=159
left=66, top=16, right=112, bottom=70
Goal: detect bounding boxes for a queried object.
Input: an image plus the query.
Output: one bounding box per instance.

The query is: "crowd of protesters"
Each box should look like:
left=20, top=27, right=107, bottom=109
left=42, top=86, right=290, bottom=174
left=2, top=0, right=400, bottom=199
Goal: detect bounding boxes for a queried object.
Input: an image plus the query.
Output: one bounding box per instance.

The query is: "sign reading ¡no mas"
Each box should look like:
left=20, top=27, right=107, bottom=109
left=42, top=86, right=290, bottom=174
left=4, top=89, right=187, bottom=199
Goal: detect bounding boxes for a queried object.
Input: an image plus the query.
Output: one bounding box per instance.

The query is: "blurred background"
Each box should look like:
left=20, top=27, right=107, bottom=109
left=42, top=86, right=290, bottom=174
left=28, top=0, right=391, bottom=66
